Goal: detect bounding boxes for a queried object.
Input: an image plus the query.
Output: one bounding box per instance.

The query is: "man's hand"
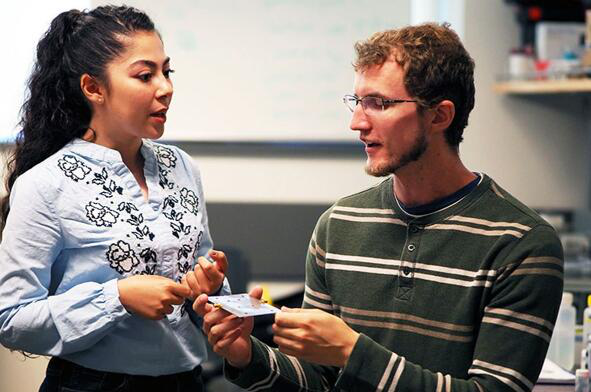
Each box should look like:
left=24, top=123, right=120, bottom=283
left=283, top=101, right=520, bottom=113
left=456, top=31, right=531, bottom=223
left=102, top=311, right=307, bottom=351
left=117, top=275, right=192, bottom=320
left=184, top=250, right=228, bottom=297
left=193, top=286, right=263, bottom=368
left=273, top=308, right=360, bottom=367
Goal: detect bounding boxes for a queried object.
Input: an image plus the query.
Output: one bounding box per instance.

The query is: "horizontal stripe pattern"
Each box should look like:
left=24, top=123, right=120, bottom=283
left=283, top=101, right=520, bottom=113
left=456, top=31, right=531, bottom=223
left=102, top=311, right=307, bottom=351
left=428, top=214, right=532, bottom=239
left=330, top=213, right=406, bottom=225
left=503, top=256, right=564, bottom=281
left=308, top=237, right=326, bottom=268
left=469, top=359, right=534, bottom=392
left=342, top=316, right=473, bottom=343
left=329, top=206, right=406, bottom=226
left=323, top=252, right=496, bottom=288
left=248, top=345, right=279, bottom=391
left=329, top=206, right=534, bottom=240
left=472, top=360, right=533, bottom=391
left=377, top=354, right=397, bottom=392
left=485, top=307, right=554, bottom=331
left=286, top=355, right=307, bottom=391
left=468, top=369, right=525, bottom=392
left=305, top=285, right=331, bottom=301
left=304, top=285, right=333, bottom=311
left=446, top=215, right=531, bottom=232
left=232, top=176, right=562, bottom=392
left=376, top=353, right=406, bottom=392
left=388, top=357, right=405, bottom=392
left=333, top=206, right=395, bottom=215
left=303, top=295, right=333, bottom=311
left=516, top=257, right=563, bottom=276
left=338, top=305, right=473, bottom=332
left=427, top=223, right=525, bottom=238
left=336, top=304, right=474, bottom=343
left=482, top=309, right=553, bottom=343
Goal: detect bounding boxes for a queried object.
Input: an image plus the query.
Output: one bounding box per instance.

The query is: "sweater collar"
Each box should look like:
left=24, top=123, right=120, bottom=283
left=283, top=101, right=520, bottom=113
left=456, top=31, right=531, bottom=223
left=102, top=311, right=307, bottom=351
left=382, top=173, right=491, bottom=225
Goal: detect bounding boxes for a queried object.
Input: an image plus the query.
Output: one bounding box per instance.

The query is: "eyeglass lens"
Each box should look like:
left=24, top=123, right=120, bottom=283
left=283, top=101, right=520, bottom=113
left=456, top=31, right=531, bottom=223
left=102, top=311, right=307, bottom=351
left=344, top=96, right=384, bottom=113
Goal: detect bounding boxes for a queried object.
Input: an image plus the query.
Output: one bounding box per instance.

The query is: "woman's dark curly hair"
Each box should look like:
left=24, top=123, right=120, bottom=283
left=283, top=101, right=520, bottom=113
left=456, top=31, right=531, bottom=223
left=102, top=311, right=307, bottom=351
left=0, top=5, right=156, bottom=230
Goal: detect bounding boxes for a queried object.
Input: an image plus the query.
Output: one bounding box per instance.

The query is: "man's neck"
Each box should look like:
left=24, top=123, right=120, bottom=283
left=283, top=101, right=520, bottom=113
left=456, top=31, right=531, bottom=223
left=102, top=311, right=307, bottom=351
left=392, top=153, right=476, bottom=208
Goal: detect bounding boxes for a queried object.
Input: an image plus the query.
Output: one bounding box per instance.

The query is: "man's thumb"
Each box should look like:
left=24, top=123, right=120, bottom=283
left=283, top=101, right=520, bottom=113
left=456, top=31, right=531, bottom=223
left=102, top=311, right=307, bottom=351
left=192, top=293, right=211, bottom=316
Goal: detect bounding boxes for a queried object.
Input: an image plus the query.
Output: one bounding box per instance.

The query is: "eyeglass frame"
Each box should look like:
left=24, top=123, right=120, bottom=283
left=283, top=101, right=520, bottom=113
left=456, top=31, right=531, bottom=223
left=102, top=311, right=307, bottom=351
left=343, top=94, right=418, bottom=113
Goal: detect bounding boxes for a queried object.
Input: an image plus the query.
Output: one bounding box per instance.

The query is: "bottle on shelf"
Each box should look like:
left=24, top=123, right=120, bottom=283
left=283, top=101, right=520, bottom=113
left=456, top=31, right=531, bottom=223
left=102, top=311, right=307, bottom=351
left=547, top=292, right=576, bottom=371
left=575, top=368, right=589, bottom=392
left=584, top=295, right=591, bottom=349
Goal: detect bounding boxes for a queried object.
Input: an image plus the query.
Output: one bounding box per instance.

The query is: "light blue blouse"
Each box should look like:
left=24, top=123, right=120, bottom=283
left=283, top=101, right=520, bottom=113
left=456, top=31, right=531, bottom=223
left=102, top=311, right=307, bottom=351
left=0, top=139, right=230, bottom=376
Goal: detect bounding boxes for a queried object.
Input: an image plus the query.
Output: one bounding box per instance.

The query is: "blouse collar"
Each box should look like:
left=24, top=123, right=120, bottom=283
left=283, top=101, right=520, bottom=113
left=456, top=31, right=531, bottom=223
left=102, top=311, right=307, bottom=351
left=68, top=138, right=158, bottom=166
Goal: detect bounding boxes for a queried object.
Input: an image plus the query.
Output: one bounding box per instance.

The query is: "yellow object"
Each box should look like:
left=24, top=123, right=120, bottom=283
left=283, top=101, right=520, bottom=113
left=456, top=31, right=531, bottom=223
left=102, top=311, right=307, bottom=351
left=260, top=285, right=273, bottom=307
left=587, top=294, right=591, bottom=308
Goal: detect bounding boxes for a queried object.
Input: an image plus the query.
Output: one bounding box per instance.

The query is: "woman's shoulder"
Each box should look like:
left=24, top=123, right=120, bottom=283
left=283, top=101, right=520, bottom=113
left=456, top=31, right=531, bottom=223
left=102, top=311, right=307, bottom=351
left=147, top=140, right=191, bottom=162
left=14, top=142, right=95, bottom=195
left=145, top=140, right=197, bottom=173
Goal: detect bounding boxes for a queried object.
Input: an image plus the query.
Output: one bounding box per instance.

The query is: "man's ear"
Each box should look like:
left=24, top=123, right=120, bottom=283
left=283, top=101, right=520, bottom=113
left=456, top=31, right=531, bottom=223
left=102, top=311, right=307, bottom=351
left=429, top=99, right=455, bottom=133
left=80, top=74, right=105, bottom=105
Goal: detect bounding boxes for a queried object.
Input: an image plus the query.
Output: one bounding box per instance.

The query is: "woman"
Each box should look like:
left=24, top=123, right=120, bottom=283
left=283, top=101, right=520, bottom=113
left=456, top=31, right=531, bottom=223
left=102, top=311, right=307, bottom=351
left=0, top=5, right=229, bottom=391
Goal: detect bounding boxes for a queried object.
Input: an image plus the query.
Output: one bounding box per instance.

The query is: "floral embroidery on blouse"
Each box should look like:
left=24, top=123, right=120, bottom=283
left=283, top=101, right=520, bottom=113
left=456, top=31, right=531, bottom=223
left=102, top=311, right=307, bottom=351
left=106, top=240, right=140, bottom=274
left=92, top=168, right=123, bottom=198
left=56, top=143, right=204, bottom=280
left=154, top=145, right=177, bottom=167
left=180, top=188, right=199, bottom=215
left=58, top=155, right=91, bottom=182
left=154, top=145, right=177, bottom=190
left=85, top=202, right=120, bottom=227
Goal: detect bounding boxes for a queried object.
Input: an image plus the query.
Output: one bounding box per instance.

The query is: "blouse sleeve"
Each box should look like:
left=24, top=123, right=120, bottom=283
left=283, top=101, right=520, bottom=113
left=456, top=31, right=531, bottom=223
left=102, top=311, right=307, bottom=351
left=0, top=172, right=130, bottom=355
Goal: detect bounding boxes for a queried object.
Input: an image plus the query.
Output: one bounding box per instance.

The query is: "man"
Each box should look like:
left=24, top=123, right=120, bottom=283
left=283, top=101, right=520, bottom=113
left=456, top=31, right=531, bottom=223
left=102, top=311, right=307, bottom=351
left=193, top=23, right=563, bottom=391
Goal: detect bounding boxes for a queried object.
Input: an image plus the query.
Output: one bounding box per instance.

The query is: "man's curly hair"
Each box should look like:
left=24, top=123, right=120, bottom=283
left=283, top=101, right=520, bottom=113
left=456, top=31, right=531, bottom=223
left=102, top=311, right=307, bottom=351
left=353, top=23, right=475, bottom=149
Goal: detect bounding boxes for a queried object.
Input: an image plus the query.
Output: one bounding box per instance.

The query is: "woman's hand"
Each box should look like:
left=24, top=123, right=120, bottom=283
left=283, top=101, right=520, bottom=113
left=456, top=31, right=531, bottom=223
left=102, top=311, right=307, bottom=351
left=184, top=250, right=228, bottom=297
left=117, top=275, right=192, bottom=320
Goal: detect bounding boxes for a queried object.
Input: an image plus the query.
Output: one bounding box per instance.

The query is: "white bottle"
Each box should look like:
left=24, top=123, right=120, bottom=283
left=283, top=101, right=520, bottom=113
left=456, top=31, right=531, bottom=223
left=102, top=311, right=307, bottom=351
left=547, top=292, right=576, bottom=371
left=583, top=295, right=591, bottom=348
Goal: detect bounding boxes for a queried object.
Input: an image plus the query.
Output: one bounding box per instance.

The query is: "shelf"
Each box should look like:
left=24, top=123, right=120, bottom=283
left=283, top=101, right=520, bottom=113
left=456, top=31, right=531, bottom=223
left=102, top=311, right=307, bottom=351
left=564, top=276, right=591, bottom=293
left=493, top=78, right=591, bottom=94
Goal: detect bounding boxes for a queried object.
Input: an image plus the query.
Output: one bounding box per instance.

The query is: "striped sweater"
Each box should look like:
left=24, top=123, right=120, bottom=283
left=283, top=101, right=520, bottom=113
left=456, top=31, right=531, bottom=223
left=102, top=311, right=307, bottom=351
left=226, top=174, right=564, bottom=392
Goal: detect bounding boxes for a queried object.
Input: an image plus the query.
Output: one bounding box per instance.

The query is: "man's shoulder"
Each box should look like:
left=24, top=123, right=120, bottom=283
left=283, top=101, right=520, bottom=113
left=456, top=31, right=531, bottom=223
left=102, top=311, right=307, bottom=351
left=334, top=177, right=392, bottom=208
left=472, top=175, right=554, bottom=232
left=313, top=178, right=394, bottom=229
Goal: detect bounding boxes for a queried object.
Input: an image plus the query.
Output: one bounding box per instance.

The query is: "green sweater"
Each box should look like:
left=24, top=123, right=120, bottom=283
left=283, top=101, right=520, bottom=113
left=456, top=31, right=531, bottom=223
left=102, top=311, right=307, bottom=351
left=226, top=174, right=564, bottom=392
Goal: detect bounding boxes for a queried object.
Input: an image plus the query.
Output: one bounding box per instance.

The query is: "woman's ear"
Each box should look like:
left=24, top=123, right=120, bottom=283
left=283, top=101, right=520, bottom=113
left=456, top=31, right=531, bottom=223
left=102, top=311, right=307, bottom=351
left=430, top=99, right=455, bottom=134
left=80, top=74, right=104, bottom=105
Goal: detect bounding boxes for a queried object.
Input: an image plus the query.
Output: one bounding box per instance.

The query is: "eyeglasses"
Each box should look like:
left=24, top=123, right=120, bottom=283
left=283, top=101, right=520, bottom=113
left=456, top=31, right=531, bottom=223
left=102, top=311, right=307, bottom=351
left=343, top=94, right=417, bottom=113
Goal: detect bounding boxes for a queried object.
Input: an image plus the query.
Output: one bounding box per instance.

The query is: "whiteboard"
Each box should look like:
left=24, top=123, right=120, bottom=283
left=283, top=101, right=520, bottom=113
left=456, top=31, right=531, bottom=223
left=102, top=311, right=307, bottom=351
left=0, top=0, right=91, bottom=143
left=98, top=1, right=411, bottom=142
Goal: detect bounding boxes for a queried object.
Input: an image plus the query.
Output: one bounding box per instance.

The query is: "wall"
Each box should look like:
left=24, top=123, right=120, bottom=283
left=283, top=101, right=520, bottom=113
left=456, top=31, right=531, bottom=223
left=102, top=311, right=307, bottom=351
left=461, top=2, right=591, bottom=210
left=189, top=3, right=591, bottom=210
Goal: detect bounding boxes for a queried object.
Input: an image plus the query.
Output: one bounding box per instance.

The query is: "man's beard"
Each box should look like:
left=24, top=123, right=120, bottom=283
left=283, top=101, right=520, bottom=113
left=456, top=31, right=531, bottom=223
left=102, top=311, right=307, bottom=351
left=365, top=127, right=428, bottom=177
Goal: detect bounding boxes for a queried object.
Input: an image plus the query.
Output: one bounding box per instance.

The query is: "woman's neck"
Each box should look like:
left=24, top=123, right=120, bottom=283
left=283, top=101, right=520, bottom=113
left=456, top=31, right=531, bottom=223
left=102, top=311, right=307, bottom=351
left=82, top=127, right=143, bottom=169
